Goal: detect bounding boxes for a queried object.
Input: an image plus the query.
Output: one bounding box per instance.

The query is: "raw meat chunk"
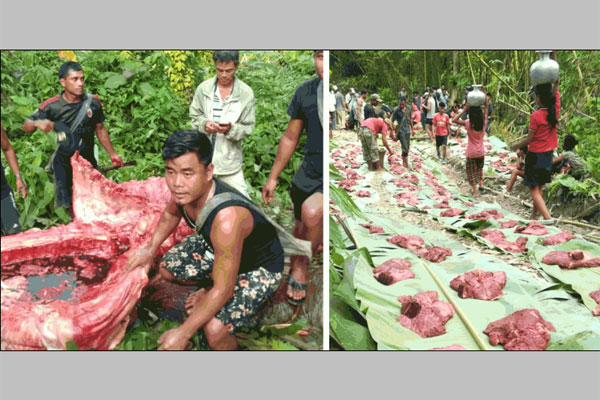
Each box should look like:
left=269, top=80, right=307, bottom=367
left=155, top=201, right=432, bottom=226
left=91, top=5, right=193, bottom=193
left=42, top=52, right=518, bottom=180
left=483, top=309, right=556, bottom=350
left=450, top=269, right=506, bottom=300
left=397, top=291, right=455, bottom=338
left=514, top=222, right=549, bottom=236
left=590, top=291, right=600, bottom=316
left=434, top=200, right=450, bottom=209
left=36, top=287, right=66, bottom=300
left=479, top=229, right=528, bottom=253
left=373, top=259, right=414, bottom=285
left=467, top=209, right=504, bottom=220
left=360, top=223, right=385, bottom=234
left=414, top=246, right=452, bottom=263
left=543, top=231, right=575, bottom=246
left=440, top=208, right=465, bottom=217
left=387, top=234, right=424, bottom=250
left=355, top=190, right=372, bottom=198
left=430, top=345, right=466, bottom=350
left=500, top=220, right=518, bottom=229
left=338, top=179, right=358, bottom=191
left=541, top=250, right=600, bottom=269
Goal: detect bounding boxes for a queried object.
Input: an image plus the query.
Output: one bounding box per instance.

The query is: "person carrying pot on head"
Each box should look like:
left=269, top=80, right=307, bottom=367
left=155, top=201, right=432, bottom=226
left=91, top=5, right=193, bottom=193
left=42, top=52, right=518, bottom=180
left=358, top=111, right=394, bottom=171
left=391, top=96, right=415, bottom=169
left=453, top=93, right=490, bottom=197
left=23, top=61, right=123, bottom=217
left=1, top=123, right=28, bottom=235
left=190, top=50, right=255, bottom=198
left=511, top=53, right=560, bottom=224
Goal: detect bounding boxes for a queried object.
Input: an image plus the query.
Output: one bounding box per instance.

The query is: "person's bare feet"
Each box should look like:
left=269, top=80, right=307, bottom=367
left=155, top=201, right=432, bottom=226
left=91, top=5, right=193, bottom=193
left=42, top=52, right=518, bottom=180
left=185, top=288, right=209, bottom=316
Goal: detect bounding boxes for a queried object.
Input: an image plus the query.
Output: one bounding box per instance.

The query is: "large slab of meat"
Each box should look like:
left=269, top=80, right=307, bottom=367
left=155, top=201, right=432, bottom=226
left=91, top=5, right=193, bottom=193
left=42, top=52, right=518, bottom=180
left=467, top=209, right=504, bottom=220
left=590, top=291, right=600, bottom=316
left=543, top=231, right=575, bottom=246
left=514, top=222, right=549, bottom=236
left=397, top=291, right=455, bottom=338
left=1, top=153, right=193, bottom=350
left=373, top=259, right=414, bottom=285
left=483, top=309, right=556, bottom=350
left=479, top=229, right=528, bottom=253
left=414, top=246, right=453, bottom=263
left=450, top=269, right=506, bottom=300
left=440, top=208, right=465, bottom=217
left=355, top=190, right=372, bottom=198
left=360, top=223, right=385, bottom=234
left=387, top=234, right=424, bottom=250
left=500, top=220, right=518, bottom=229
left=541, top=250, right=600, bottom=269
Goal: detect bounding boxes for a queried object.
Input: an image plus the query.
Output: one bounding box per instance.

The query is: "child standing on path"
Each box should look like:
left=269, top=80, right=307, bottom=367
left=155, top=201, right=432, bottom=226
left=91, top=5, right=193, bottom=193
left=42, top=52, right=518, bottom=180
left=433, top=103, right=451, bottom=161
left=452, top=96, right=489, bottom=197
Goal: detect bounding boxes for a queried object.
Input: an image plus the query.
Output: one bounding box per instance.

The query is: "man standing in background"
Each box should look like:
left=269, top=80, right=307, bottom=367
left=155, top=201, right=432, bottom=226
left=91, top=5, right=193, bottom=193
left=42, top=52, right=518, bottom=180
left=334, top=86, right=346, bottom=130
left=190, top=50, right=255, bottom=198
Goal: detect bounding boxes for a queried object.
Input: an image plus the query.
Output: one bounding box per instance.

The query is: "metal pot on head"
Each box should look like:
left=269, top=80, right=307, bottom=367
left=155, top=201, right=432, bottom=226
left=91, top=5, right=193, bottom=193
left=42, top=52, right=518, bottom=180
left=530, top=50, right=559, bottom=86
left=467, top=84, right=485, bottom=107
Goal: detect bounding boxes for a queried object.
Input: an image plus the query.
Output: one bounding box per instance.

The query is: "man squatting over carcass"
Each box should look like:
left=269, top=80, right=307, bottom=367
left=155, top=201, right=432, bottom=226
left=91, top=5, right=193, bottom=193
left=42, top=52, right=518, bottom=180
left=127, top=130, right=311, bottom=350
left=23, top=61, right=123, bottom=216
left=262, top=50, right=324, bottom=305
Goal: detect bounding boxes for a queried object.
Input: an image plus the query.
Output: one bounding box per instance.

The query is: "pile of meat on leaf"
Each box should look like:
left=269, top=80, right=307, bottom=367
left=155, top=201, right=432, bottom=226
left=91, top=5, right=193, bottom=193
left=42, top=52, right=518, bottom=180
left=361, top=225, right=600, bottom=350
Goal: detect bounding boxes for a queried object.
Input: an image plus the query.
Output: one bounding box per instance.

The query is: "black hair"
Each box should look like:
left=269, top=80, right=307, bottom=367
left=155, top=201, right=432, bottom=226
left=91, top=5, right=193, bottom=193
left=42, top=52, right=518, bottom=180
left=58, top=61, right=83, bottom=79
left=212, top=50, right=240, bottom=66
left=398, top=95, right=407, bottom=102
left=534, top=83, right=558, bottom=129
left=486, top=92, right=492, bottom=98
left=413, top=91, right=418, bottom=95
left=439, top=102, right=446, bottom=108
left=518, top=145, right=529, bottom=154
left=162, top=130, right=213, bottom=165
left=563, top=134, right=579, bottom=151
left=377, top=111, right=385, bottom=118
left=360, top=89, right=368, bottom=95
left=468, top=106, right=484, bottom=131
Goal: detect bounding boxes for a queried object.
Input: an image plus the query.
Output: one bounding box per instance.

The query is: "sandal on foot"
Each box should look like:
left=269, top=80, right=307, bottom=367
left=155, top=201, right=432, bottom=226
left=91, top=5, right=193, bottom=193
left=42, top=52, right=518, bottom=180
left=286, top=275, right=308, bottom=306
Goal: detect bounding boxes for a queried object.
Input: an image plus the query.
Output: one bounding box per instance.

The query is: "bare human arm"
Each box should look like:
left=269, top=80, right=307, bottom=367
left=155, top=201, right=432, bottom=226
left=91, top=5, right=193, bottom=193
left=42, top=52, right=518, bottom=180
left=452, top=104, right=469, bottom=127
left=127, top=199, right=182, bottom=272
left=1, top=124, right=27, bottom=198
left=261, top=118, right=303, bottom=204
left=23, top=119, right=54, bottom=133
left=95, top=123, right=124, bottom=166
left=157, top=206, right=253, bottom=350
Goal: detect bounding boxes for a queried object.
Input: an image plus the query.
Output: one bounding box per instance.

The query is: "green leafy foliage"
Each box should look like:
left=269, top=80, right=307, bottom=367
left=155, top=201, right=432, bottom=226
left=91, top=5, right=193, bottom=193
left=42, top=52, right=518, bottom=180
left=1, top=50, right=315, bottom=230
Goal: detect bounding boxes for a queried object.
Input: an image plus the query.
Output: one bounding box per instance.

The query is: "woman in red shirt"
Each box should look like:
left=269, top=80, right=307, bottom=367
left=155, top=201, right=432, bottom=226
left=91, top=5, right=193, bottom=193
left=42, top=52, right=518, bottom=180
left=453, top=95, right=489, bottom=197
left=511, top=56, right=560, bottom=222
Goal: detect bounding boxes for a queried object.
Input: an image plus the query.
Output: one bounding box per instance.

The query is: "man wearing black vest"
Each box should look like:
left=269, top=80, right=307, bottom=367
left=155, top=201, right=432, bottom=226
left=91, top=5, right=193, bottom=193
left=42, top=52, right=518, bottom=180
left=127, top=130, right=309, bottom=350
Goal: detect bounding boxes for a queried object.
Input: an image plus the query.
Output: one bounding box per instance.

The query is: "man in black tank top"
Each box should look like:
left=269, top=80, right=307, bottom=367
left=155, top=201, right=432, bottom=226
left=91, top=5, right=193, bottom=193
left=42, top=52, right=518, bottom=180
left=127, top=130, right=283, bottom=350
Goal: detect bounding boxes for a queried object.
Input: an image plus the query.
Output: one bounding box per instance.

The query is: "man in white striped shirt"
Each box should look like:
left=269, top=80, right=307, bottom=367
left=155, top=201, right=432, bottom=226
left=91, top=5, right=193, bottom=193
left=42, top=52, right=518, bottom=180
left=190, top=51, right=255, bottom=197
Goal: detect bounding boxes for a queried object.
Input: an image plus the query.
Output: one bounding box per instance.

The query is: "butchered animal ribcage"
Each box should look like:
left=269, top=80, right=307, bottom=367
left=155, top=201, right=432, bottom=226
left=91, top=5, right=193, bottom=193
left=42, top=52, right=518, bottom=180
left=1, top=153, right=193, bottom=350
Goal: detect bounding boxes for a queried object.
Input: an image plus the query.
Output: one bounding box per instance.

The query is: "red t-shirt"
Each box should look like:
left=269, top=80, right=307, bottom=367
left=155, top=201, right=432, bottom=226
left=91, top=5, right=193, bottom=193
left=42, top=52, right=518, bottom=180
left=433, top=113, right=450, bottom=136
left=361, top=117, right=388, bottom=135
left=528, top=91, right=560, bottom=153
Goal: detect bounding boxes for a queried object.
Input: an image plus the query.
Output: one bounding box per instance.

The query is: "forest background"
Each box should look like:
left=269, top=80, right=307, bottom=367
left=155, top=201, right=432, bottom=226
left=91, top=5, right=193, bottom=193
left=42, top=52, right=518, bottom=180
left=330, top=50, right=600, bottom=195
left=1, top=50, right=315, bottom=230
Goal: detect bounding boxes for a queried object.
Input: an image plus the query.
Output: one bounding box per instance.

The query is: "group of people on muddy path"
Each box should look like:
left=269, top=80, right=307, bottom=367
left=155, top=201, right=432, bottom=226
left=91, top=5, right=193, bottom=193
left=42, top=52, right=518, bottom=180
left=331, top=51, right=587, bottom=224
left=1, top=50, right=324, bottom=350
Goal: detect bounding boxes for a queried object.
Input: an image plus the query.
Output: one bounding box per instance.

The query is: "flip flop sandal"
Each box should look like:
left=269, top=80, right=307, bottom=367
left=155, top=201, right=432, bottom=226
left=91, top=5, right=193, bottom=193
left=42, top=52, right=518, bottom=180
left=286, top=275, right=308, bottom=306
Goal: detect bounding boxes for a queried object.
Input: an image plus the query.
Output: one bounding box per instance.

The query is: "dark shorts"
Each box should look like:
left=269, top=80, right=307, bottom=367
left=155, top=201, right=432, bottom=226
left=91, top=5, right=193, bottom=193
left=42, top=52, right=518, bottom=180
left=290, top=182, right=323, bottom=221
left=52, top=146, right=97, bottom=208
left=1, top=165, right=22, bottom=235
left=426, top=118, right=433, bottom=126
left=160, top=233, right=283, bottom=333
left=523, top=150, right=553, bottom=187
left=435, top=135, right=448, bottom=147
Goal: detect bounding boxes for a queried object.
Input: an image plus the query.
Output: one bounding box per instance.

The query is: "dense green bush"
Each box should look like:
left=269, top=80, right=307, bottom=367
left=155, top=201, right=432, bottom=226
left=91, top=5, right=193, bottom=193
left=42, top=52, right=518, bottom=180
left=1, top=50, right=316, bottom=230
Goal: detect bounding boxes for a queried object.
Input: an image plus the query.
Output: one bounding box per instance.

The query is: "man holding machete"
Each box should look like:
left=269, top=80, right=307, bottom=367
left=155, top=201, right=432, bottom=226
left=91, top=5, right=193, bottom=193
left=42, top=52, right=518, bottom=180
left=23, top=61, right=123, bottom=216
